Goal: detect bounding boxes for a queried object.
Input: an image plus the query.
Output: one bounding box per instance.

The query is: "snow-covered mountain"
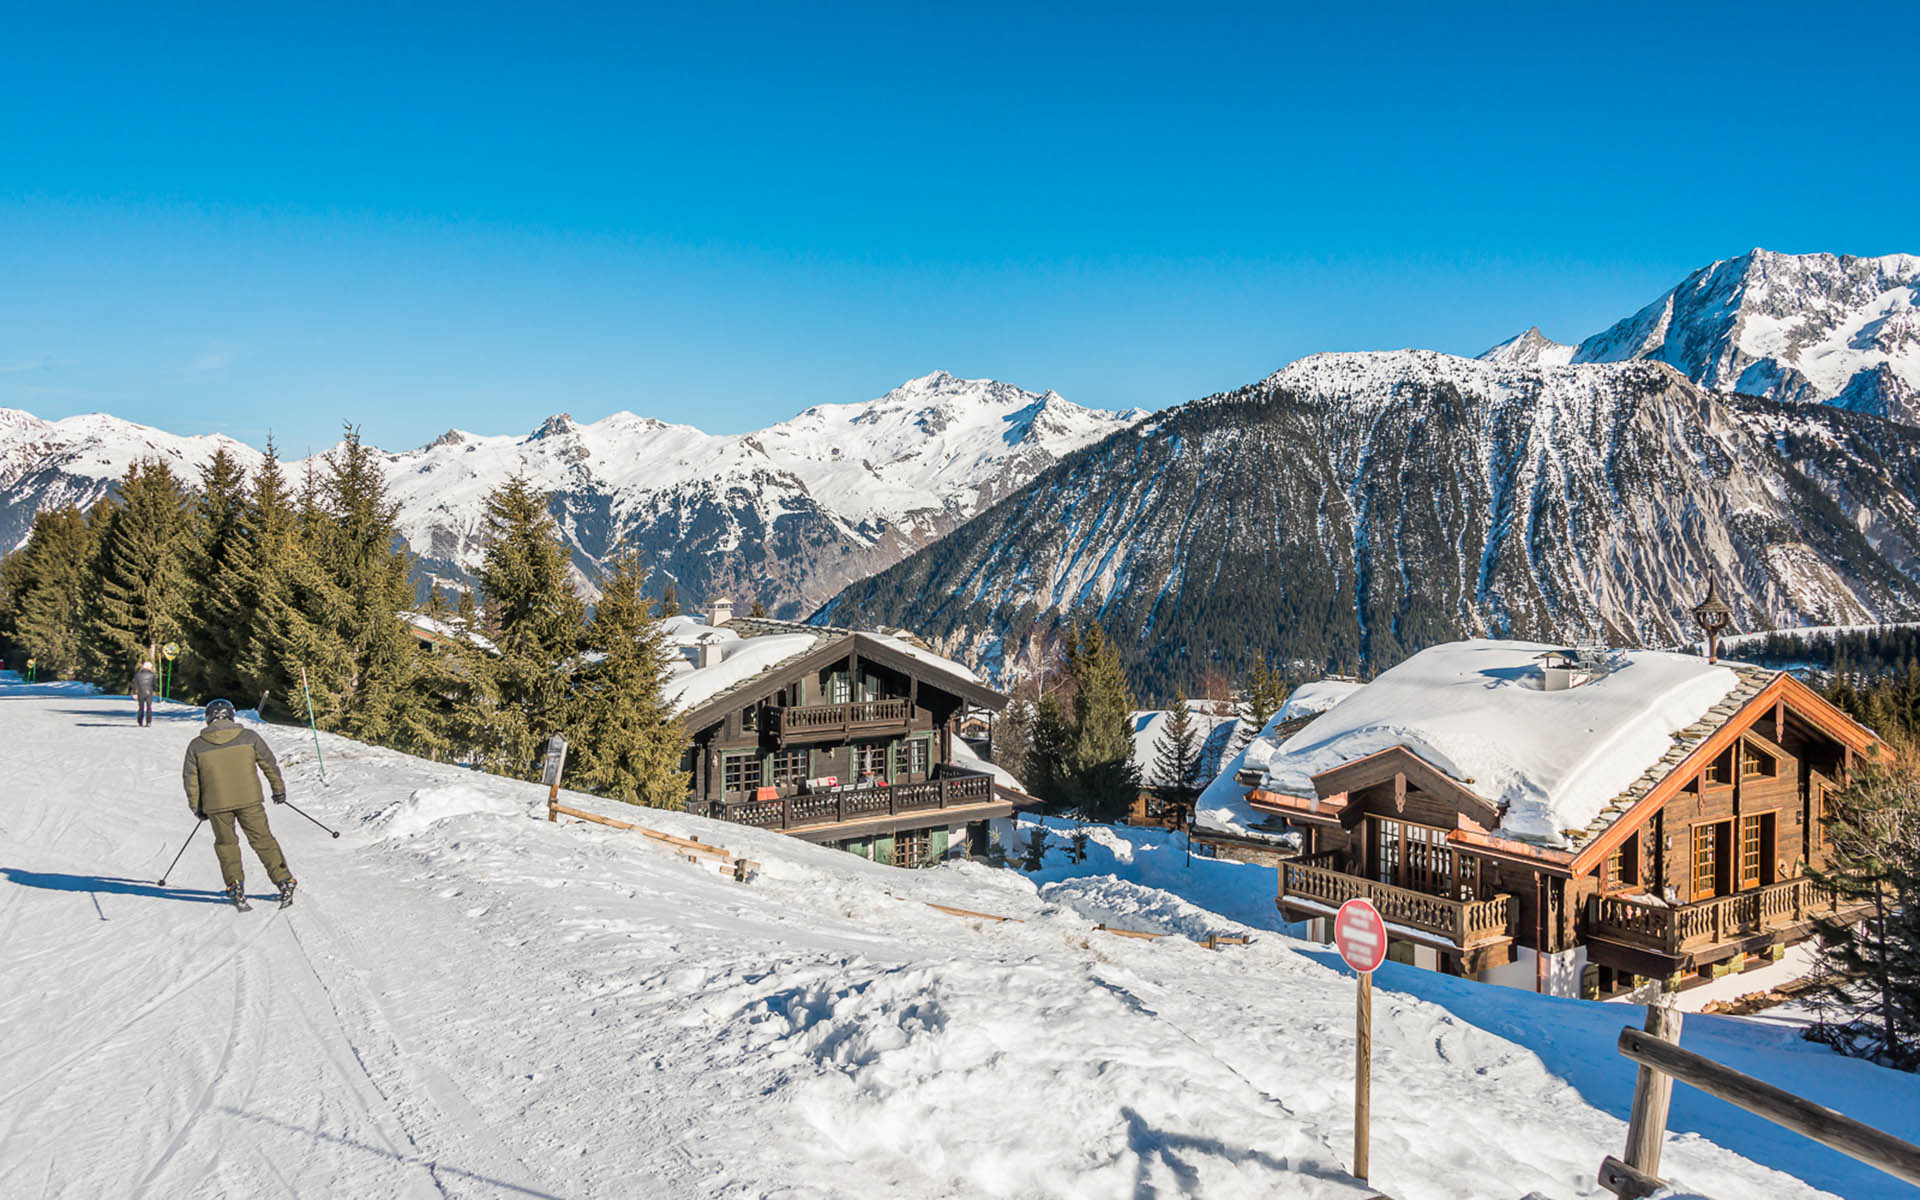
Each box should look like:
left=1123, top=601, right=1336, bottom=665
left=0, top=372, right=1143, bottom=615
left=1478, top=326, right=1575, bottom=367
left=0, top=409, right=265, bottom=551
left=819, top=350, right=1920, bottom=694
left=1484, top=250, right=1920, bottom=423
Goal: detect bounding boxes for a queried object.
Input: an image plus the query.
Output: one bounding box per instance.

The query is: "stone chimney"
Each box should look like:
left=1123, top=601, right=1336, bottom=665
left=696, top=632, right=724, bottom=669
left=708, top=596, right=734, bottom=628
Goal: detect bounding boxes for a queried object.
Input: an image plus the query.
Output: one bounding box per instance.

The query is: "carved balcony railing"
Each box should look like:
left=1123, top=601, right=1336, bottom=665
left=1278, top=859, right=1514, bottom=948
left=708, top=769, right=996, bottom=832
left=768, top=699, right=913, bottom=742
left=1586, top=877, right=1852, bottom=957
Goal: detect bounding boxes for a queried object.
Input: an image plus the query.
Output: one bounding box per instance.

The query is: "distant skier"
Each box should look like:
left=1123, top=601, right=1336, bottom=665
left=133, top=660, right=157, bottom=726
left=182, top=699, right=297, bottom=911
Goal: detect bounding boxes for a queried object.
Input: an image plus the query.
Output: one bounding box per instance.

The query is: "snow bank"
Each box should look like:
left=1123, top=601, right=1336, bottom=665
left=370, top=783, right=535, bottom=838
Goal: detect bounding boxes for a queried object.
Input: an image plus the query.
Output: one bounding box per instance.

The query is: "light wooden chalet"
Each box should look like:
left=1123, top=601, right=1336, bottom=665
left=1204, top=639, right=1882, bottom=997
left=666, top=609, right=1019, bottom=866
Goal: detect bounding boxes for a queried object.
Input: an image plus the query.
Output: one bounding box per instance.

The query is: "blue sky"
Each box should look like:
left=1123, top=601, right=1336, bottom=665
left=3, top=2, right=1912, bottom=453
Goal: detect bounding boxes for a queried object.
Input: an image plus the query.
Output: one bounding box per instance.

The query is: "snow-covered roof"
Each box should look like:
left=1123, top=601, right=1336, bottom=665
left=1129, top=701, right=1235, bottom=773
left=658, top=615, right=996, bottom=720
left=1194, top=644, right=1788, bottom=851
left=1276, top=678, right=1364, bottom=722
left=1255, top=640, right=1748, bottom=847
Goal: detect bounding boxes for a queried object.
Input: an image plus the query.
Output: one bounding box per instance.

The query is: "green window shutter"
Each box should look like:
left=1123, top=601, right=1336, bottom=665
left=931, top=828, right=948, bottom=859
left=874, top=834, right=895, bottom=866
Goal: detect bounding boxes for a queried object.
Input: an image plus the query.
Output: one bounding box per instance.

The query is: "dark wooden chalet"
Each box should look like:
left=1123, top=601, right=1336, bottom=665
left=673, top=616, right=1017, bottom=866
left=1216, top=643, right=1881, bottom=997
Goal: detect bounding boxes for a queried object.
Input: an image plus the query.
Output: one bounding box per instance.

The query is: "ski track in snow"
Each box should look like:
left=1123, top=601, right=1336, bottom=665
left=3, top=681, right=1917, bottom=1198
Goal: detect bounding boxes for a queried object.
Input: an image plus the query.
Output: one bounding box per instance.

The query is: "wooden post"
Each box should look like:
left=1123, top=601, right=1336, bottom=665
left=1624, top=996, right=1682, bottom=1178
left=1355, top=971, right=1372, bottom=1183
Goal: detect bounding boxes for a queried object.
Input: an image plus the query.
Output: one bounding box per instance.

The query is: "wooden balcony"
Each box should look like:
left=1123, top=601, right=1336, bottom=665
left=1586, top=878, right=1853, bottom=959
left=768, top=699, right=912, bottom=742
left=709, top=770, right=996, bottom=833
left=1278, top=858, right=1515, bottom=949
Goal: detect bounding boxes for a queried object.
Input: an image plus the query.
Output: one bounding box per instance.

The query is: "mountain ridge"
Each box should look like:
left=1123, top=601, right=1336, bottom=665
left=815, top=349, right=1920, bottom=696
left=0, top=371, right=1144, bottom=616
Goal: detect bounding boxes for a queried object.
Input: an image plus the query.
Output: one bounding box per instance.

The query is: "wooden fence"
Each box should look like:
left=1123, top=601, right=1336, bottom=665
left=1598, top=1000, right=1920, bottom=1197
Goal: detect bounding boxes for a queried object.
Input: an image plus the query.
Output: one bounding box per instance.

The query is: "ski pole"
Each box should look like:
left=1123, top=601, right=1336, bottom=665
left=299, top=666, right=328, bottom=785
left=158, top=820, right=205, bottom=886
left=276, top=795, right=341, bottom=839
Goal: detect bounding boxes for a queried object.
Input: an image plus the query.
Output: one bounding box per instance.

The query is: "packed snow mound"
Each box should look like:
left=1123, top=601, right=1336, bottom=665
left=1040, top=876, right=1241, bottom=941
left=371, top=783, right=534, bottom=838
left=1257, top=640, right=1741, bottom=845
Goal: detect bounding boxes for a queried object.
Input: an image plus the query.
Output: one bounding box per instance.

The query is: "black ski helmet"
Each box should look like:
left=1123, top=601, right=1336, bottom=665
left=205, top=698, right=236, bottom=723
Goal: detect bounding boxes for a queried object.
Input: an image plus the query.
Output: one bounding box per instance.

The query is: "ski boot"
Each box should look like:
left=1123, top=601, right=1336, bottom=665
left=229, top=881, right=252, bottom=912
left=277, top=877, right=298, bottom=909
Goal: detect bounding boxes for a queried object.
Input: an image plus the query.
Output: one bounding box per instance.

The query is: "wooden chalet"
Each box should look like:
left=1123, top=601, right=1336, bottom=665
left=666, top=604, right=1020, bottom=866
left=1198, top=638, right=1882, bottom=997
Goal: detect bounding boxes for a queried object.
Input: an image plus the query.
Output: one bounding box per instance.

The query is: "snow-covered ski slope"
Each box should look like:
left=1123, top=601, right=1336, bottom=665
left=3, top=681, right=1916, bottom=1199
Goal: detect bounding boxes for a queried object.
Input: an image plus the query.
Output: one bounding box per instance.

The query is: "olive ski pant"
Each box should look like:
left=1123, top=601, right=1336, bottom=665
left=207, top=804, right=291, bottom=890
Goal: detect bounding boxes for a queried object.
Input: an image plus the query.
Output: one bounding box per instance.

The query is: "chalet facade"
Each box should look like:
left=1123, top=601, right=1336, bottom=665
left=1193, top=639, right=1881, bottom=998
left=665, top=605, right=1020, bottom=866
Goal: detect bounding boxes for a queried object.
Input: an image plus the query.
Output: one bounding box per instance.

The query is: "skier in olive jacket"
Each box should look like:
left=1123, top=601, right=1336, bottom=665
left=183, top=699, right=297, bottom=909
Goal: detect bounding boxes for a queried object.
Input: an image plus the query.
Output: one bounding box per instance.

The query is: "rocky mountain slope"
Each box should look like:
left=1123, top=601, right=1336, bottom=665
left=816, top=352, right=1920, bottom=696
left=0, top=372, right=1142, bottom=616
left=1485, top=249, right=1920, bottom=424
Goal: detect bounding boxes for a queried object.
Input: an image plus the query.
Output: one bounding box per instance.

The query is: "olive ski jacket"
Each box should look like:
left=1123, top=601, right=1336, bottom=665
left=183, top=718, right=287, bottom=815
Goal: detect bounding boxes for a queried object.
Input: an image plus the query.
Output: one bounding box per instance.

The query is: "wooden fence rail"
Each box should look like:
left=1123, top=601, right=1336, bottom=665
left=1598, top=1001, right=1920, bottom=1198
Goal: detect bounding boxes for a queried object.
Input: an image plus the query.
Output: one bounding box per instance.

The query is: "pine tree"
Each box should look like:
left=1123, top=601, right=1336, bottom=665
left=1235, top=652, right=1289, bottom=748
left=82, top=459, right=192, bottom=689
left=313, top=426, right=423, bottom=745
left=571, top=543, right=688, bottom=807
left=472, top=474, right=585, bottom=776
left=1807, top=755, right=1920, bottom=1070
left=1152, top=688, right=1203, bottom=806
left=748, top=598, right=769, bottom=619
left=1028, top=693, right=1073, bottom=807
left=656, top=582, right=680, bottom=617
left=234, top=439, right=338, bottom=718
left=994, top=693, right=1036, bottom=790
left=2, top=506, right=97, bottom=677
left=1065, top=623, right=1140, bottom=822
left=178, top=447, right=252, bottom=701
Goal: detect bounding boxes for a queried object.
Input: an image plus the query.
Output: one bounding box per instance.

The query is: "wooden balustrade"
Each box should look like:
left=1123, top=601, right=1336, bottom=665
left=1279, top=860, right=1514, bottom=947
left=1587, top=878, right=1845, bottom=956
left=769, top=699, right=913, bottom=740
left=711, top=769, right=997, bottom=831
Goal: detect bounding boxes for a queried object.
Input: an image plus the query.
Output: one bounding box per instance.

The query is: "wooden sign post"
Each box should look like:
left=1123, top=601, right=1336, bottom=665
left=1334, top=897, right=1388, bottom=1183
left=542, top=734, right=569, bottom=821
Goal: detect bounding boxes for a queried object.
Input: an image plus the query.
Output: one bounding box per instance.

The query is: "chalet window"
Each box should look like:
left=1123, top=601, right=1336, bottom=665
left=1740, top=744, right=1775, bottom=780
left=896, top=829, right=930, bottom=866
left=1604, top=833, right=1641, bottom=892
left=911, top=737, right=929, bottom=776
left=723, top=753, right=762, bottom=793
left=769, top=748, right=809, bottom=787
left=1368, top=817, right=1452, bottom=895
left=741, top=704, right=758, bottom=732
left=827, top=673, right=851, bottom=705
left=852, top=742, right=886, bottom=779
left=1740, top=815, right=1763, bottom=889
left=1691, top=823, right=1718, bottom=899
left=1705, top=750, right=1733, bottom=786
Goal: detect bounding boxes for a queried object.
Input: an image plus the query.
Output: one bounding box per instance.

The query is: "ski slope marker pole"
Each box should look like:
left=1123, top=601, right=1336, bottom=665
left=277, top=795, right=340, bottom=839
left=158, top=820, right=204, bottom=886
left=299, top=666, right=328, bottom=785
